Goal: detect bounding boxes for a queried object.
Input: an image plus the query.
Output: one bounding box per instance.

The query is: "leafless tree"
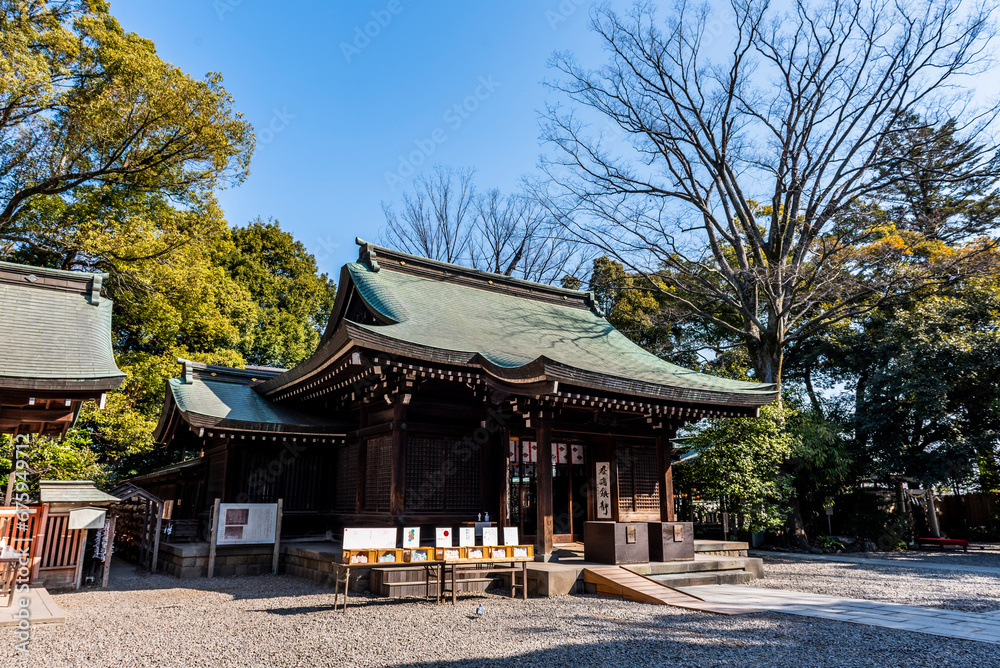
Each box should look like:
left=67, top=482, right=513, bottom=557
left=540, top=0, right=1000, bottom=390
left=383, top=167, right=584, bottom=285
left=469, top=188, right=580, bottom=284
left=381, top=165, right=476, bottom=263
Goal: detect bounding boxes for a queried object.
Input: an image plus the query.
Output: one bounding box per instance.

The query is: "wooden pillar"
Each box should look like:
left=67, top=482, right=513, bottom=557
left=355, top=406, right=368, bottom=514
left=656, top=434, right=676, bottom=522
left=101, top=513, right=116, bottom=588
left=73, top=529, right=88, bottom=589
left=389, top=401, right=408, bottom=517
left=151, top=500, right=162, bottom=574
left=272, top=498, right=283, bottom=575
left=535, top=414, right=553, bottom=561
left=207, top=498, right=220, bottom=578
left=609, top=436, right=620, bottom=523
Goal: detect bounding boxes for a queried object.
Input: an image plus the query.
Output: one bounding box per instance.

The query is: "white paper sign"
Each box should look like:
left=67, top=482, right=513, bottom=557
left=503, top=527, right=519, bottom=546
left=436, top=527, right=453, bottom=547
left=596, top=461, right=612, bottom=519
left=482, top=527, right=498, bottom=546
left=342, top=527, right=397, bottom=550
left=403, top=527, right=420, bottom=548
left=459, top=527, right=475, bottom=547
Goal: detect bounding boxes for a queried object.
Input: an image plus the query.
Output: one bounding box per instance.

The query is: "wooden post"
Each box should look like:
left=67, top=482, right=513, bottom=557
left=535, top=414, right=554, bottom=561
left=608, top=437, right=620, bottom=523
left=656, top=435, right=676, bottom=522
left=271, top=498, right=283, bottom=575
left=73, top=529, right=88, bottom=589
left=151, top=501, right=162, bottom=574
left=389, top=401, right=407, bottom=517
left=101, top=513, right=117, bottom=588
left=207, top=498, right=220, bottom=578
left=30, top=503, right=49, bottom=582
left=137, top=499, right=148, bottom=573
left=926, top=489, right=941, bottom=538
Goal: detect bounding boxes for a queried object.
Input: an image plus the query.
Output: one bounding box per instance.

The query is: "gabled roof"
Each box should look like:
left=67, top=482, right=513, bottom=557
left=39, top=480, right=120, bottom=504
left=0, top=260, right=124, bottom=391
left=154, top=360, right=351, bottom=440
left=259, top=240, right=777, bottom=408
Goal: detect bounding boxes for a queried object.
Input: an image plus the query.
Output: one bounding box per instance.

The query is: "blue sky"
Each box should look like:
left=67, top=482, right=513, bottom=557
left=110, top=0, right=621, bottom=277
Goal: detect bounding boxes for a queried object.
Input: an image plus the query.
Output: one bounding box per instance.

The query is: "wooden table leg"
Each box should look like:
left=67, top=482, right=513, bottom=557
left=451, top=564, right=457, bottom=605
left=522, top=561, right=527, bottom=600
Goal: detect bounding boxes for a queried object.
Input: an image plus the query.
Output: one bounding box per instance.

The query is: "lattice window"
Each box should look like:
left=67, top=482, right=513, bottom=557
left=617, top=445, right=659, bottom=514
left=365, top=436, right=392, bottom=512
left=405, top=437, right=481, bottom=512
left=231, top=446, right=329, bottom=511
left=336, top=443, right=358, bottom=512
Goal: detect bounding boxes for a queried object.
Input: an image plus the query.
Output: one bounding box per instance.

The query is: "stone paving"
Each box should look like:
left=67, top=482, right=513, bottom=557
left=0, top=587, right=64, bottom=628
left=749, top=549, right=1000, bottom=576
left=680, top=584, right=1000, bottom=645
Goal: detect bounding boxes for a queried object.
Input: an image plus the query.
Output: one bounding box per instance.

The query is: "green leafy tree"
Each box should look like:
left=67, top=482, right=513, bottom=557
left=820, top=278, right=1000, bottom=492
left=225, top=218, right=337, bottom=368
left=684, top=403, right=796, bottom=534
left=0, top=432, right=105, bottom=497
left=0, top=0, right=253, bottom=240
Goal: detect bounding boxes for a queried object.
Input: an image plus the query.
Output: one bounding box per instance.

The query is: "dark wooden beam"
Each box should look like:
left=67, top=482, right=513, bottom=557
left=389, top=400, right=407, bottom=516
left=0, top=408, right=74, bottom=422
left=535, top=413, right=553, bottom=561
left=657, top=434, right=676, bottom=522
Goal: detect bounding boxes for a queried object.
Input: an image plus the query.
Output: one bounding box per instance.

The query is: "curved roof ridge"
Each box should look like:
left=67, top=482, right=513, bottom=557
left=355, top=238, right=601, bottom=313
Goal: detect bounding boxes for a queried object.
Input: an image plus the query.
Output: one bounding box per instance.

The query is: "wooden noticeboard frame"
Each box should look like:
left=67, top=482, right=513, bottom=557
left=207, top=498, right=283, bottom=578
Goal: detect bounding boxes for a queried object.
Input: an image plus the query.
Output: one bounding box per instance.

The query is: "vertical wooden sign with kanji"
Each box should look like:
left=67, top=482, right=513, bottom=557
left=596, top=461, right=611, bottom=519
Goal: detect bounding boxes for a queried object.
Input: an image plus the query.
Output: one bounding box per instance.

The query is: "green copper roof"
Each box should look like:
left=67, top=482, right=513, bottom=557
left=340, top=257, right=775, bottom=404
left=0, top=260, right=124, bottom=390
left=157, top=360, right=349, bottom=437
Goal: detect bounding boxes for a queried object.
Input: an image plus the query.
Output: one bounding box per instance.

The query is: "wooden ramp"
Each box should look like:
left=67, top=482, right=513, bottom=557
left=583, top=567, right=759, bottom=615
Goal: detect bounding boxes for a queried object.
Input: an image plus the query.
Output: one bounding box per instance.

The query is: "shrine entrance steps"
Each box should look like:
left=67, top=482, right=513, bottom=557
left=582, top=566, right=760, bottom=615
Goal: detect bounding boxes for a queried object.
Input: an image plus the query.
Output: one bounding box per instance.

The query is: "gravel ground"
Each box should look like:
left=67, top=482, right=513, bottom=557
left=1, top=561, right=998, bottom=668
left=757, top=552, right=1000, bottom=613
left=824, top=543, right=1000, bottom=568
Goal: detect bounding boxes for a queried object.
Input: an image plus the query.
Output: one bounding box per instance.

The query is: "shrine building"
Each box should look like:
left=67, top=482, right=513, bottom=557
left=140, top=239, right=777, bottom=560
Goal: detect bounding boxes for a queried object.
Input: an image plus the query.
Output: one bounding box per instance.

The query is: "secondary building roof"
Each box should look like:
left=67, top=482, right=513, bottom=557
left=259, top=240, right=777, bottom=408
left=39, top=480, right=120, bottom=504
left=154, top=360, right=351, bottom=440
left=0, top=260, right=125, bottom=436
left=0, top=261, right=124, bottom=390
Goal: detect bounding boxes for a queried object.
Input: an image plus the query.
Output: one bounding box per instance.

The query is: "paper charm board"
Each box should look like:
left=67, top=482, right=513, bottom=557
left=435, top=527, right=453, bottom=547
left=503, top=527, right=519, bottom=546
left=403, top=527, right=420, bottom=548
left=342, top=527, right=397, bottom=550
left=482, top=527, right=499, bottom=546
left=458, top=527, right=475, bottom=547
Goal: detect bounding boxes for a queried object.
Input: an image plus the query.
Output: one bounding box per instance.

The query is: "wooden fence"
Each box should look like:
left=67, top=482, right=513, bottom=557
left=0, top=505, right=47, bottom=581
left=937, top=493, right=999, bottom=535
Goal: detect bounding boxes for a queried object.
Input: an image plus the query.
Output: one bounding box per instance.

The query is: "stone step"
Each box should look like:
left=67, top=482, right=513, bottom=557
left=648, top=570, right=755, bottom=588
left=628, top=557, right=757, bottom=576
